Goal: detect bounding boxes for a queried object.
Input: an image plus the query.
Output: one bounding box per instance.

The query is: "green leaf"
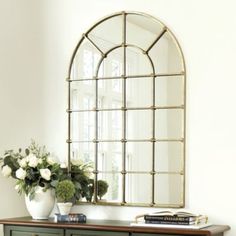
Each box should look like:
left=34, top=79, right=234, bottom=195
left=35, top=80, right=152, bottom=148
left=73, top=181, right=82, bottom=190
left=29, top=191, right=35, bottom=201
left=51, top=180, right=59, bottom=187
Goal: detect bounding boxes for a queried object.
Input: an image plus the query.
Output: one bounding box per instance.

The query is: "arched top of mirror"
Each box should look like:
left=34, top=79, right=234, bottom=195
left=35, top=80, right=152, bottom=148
left=67, top=11, right=186, bottom=208
left=69, top=11, right=185, bottom=78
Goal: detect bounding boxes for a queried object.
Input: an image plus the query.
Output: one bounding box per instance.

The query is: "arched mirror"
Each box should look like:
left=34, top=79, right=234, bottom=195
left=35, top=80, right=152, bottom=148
left=67, top=11, right=186, bottom=207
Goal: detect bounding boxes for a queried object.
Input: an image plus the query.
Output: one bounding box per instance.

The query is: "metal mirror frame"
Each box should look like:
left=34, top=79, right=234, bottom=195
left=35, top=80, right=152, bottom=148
left=66, top=11, right=186, bottom=208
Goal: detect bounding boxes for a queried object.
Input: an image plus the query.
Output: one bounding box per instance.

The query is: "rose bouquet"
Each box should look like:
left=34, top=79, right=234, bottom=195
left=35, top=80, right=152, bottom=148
left=0, top=140, right=102, bottom=204
left=0, top=140, right=63, bottom=200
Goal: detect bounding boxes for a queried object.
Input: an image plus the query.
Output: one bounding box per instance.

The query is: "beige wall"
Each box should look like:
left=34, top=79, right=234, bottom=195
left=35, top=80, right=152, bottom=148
left=0, top=0, right=236, bottom=236
left=0, top=3, right=44, bottom=235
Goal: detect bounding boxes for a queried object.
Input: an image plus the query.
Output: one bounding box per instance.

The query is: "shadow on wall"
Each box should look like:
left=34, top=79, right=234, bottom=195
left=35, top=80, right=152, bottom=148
left=0, top=177, right=29, bottom=236
left=0, top=176, right=29, bottom=219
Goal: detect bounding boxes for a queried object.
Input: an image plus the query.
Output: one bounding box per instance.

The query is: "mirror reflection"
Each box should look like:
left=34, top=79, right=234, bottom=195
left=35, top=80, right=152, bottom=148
left=68, top=11, right=186, bottom=207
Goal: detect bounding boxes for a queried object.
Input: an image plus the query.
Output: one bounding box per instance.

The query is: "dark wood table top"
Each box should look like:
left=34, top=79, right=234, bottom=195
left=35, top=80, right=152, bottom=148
left=0, top=217, right=230, bottom=236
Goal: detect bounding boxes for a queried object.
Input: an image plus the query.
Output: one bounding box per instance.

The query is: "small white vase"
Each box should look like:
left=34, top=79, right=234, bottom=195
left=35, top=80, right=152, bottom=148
left=57, top=202, right=72, bottom=215
left=25, top=187, right=55, bottom=220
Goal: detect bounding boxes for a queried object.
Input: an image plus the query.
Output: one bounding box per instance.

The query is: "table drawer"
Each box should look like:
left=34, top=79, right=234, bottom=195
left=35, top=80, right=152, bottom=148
left=66, top=229, right=129, bottom=236
left=5, top=226, right=64, bottom=236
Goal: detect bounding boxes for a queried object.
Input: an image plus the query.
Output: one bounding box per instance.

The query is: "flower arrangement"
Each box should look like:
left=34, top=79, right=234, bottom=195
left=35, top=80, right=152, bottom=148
left=0, top=140, right=108, bottom=204
left=0, top=140, right=63, bottom=200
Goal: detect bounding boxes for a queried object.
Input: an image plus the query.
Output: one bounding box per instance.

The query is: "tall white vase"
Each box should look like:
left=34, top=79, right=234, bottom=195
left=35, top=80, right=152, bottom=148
left=25, top=187, right=55, bottom=220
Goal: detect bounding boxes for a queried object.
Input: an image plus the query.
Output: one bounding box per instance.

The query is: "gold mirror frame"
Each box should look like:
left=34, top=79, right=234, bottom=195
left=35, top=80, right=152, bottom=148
left=66, top=11, right=186, bottom=208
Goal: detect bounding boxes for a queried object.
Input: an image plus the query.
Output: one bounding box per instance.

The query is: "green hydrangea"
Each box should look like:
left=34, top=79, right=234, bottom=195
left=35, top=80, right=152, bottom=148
left=55, top=180, right=76, bottom=202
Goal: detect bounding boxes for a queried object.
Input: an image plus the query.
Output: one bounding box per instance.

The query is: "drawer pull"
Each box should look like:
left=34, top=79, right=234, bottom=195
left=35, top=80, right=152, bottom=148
left=31, top=234, right=38, bottom=236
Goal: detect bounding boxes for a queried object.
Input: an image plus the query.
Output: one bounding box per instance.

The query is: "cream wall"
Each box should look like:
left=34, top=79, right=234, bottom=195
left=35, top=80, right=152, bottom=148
left=0, top=0, right=236, bottom=236
left=0, top=1, right=46, bottom=235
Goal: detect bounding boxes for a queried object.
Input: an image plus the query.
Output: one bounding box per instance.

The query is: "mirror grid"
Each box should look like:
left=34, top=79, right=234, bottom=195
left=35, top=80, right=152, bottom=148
left=67, top=12, right=185, bottom=207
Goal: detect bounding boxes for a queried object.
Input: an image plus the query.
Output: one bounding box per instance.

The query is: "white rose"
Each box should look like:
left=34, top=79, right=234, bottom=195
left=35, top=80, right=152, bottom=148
left=16, top=168, right=27, bottom=180
left=71, top=159, right=83, bottom=166
left=18, top=158, right=27, bottom=168
left=40, top=168, right=51, bottom=181
left=25, top=153, right=30, bottom=162
left=2, top=165, right=12, bottom=177
left=15, top=184, right=20, bottom=191
left=27, top=153, right=39, bottom=167
left=47, top=156, right=56, bottom=165
left=60, top=162, right=67, bottom=168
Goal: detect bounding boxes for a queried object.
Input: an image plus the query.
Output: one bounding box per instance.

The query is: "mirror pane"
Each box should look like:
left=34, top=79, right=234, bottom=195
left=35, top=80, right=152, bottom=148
left=126, top=142, right=152, bottom=172
left=98, top=142, right=122, bottom=172
left=126, top=174, right=152, bottom=204
left=155, top=174, right=183, bottom=205
left=126, top=77, right=153, bottom=108
left=71, top=142, right=95, bottom=164
left=98, top=47, right=123, bottom=77
left=155, top=109, right=183, bottom=139
left=155, top=142, right=183, bottom=172
left=71, top=111, right=95, bottom=141
left=98, top=173, right=122, bottom=202
left=98, top=110, right=123, bottom=140
left=88, top=15, right=123, bottom=54
left=98, top=79, right=123, bottom=109
left=126, top=47, right=153, bottom=76
left=71, top=39, right=102, bottom=79
left=155, top=76, right=184, bottom=106
left=127, top=110, right=152, bottom=140
left=71, top=81, right=95, bottom=110
left=149, top=32, right=184, bottom=74
left=126, top=14, right=163, bottom=51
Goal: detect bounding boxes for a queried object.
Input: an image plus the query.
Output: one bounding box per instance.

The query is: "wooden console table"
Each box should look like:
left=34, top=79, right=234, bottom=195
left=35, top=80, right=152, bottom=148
left=0, top=217, right=230, bottom=236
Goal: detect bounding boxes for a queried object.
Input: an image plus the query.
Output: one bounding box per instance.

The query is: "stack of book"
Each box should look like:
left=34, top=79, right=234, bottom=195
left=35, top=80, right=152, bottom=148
left=54, top=213, right=86, bottom=223
left=132, top=211, right=210, bottom=229
left=143, top=211, right=208, bottom=226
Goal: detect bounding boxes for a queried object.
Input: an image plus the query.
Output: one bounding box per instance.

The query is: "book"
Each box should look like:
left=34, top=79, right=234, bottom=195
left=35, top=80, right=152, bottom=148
left=144, top=215, right=208, bottom=225
left=144, top=210, right=200, bottom=218
left=136, top=211, right=208, bottom=225
left=144, top=220, right=204, bottom=225
left=54, top=213, right=86, bottom=223
left=130, top=222, right=212, bottom=229
left=144, top=215, right=194, bottom=222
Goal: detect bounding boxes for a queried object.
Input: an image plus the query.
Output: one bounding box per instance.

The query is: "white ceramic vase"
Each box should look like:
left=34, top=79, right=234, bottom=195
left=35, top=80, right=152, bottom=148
left=25, top=187, right=55, bottom=219
left=57, top=202, right=72, bottom=215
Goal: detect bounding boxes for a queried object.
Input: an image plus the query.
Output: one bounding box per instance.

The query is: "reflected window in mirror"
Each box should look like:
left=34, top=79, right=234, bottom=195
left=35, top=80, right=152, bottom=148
left=67, top=11, right=186, bottom=207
